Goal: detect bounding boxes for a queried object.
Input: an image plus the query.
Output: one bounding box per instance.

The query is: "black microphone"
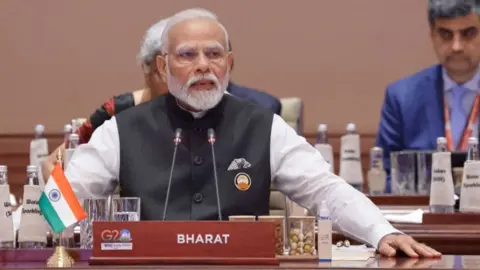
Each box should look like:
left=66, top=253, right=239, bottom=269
left=208, top=128, right=223, bottom=220
left=162, top=128, right=182, bottom=221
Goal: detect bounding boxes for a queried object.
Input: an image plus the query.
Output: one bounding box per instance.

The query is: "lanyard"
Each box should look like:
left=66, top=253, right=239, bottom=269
left=444, top=94, right=480, bottom=151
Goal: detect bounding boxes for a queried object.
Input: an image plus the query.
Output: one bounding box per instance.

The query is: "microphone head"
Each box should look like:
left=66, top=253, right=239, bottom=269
left=173, top=128, right=182, bottom=144
left=175, top=128, right=182, bottom=138
left=208, top=128, right=215, bottom=138
left=208, top=128, right=216, bottom=143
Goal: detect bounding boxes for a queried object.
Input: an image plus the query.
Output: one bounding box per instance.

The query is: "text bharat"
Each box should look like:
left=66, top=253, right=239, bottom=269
left=177, top=233, right=230, bottom=244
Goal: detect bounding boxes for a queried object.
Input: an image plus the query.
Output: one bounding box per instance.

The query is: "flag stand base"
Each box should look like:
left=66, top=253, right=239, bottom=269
left=46, top=246, right=75, bottom=268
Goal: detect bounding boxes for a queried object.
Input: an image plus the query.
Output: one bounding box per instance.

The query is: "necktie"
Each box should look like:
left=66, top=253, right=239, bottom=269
left=450, top=86, right=468, bottom=149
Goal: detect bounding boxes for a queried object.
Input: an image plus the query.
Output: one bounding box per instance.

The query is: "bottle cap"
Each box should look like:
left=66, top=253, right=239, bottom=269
left=26, top=165, right=38, bottom=173
left=64, top=124, right=72, bottom=133
left=0, top=165, right=7, bottom=172
left=371, top=146, right=383, bottom=152
left=437, top=137, right=447, bottom=145
left=318, top=124, right=327, bottom=132
left=468, top=137, right=478, bottom=145
left=34, top=124, right=45, bottom=134
left=346, top=123, right=356, bottom=132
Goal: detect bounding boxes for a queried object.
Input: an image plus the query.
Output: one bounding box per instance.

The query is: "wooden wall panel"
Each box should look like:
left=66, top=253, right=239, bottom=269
left=0, top=133, right=376, bottom=201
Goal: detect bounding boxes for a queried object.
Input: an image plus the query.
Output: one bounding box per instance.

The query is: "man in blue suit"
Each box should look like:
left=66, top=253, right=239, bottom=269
left=376, top=0, right=480, bottom=192
left=226, top=41, right=282, bottom=115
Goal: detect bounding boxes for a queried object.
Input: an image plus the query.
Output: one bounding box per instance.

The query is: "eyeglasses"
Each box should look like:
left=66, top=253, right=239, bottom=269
left=170, top=46, right=227, bottom=65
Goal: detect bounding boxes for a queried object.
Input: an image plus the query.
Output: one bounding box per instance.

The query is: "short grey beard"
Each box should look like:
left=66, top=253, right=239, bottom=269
left=166, top=62, right=229, bottom=111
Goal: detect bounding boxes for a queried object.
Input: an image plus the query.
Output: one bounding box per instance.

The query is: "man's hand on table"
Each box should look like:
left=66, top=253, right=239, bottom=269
left=378, top=233, right=442, bottom=258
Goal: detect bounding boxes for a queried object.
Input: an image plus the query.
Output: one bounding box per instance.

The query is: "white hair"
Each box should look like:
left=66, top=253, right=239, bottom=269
left=160, top=8, right=229, bottom=54
left=137, top=18, right=169, bottom=73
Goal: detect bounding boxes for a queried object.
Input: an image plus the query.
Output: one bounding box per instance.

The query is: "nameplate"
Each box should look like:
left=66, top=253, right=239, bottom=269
left=90, top=221, right=278, bottom=265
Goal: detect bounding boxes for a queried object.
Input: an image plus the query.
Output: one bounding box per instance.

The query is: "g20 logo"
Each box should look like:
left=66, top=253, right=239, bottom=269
left=101, top=229, right=131, bottom=242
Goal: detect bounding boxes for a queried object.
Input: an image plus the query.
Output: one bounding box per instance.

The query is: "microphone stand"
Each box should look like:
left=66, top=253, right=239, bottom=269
left=162, top=128, right=182, bottom=221
left=208, top=128, right=222, bottom=221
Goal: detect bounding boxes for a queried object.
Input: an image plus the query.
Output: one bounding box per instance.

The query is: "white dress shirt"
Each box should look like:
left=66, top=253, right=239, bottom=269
left=65, top=113, right=400, bottom=249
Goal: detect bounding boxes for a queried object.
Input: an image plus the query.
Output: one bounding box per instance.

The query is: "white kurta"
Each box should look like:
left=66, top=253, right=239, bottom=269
left=65, top=113, right=400, bottom=248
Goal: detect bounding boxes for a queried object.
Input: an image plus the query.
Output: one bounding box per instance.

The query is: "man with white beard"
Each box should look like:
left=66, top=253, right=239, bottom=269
left=65, top=9, right=440, bottom=258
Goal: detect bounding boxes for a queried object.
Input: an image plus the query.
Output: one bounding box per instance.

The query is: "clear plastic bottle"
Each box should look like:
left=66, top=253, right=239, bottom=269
left=466, top=137, right=479, bottom=161
left=370, top=147, right=383, bottom=170
left=317, top=124, right=328, bottom=144
left=18, top=165, right=46, bottom=248
left=368, top=147, right=386, bottom=195
left=317, top=200, right=332, bottom=262
left=0, top=165, right=14, bottom=248
left=64, top=133, right=79, bottom=169
left=430, top=137, right=454, bottom=213
left=346, top=123, right=356, bottom=135
left=63, top=124, right=72, bottom=146
left=34, top=124, right=45, bottom=139
left=0, top=165, right=7, bottom=185
left=344, top=123, right=363, bottom=191
left=25, top=165, right=39, bottom=186
left=437, top=137, right=448, bottom=152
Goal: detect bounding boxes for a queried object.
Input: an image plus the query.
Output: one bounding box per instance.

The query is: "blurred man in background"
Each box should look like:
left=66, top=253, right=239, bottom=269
left=376, top=0, right=480, bottom=192
left=226, top=40, right=281, bottom=114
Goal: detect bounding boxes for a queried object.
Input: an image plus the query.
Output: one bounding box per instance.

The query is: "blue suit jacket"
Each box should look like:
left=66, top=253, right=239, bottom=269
left=376, top=64, right=446, bottom=192
left=227, top=82, right=282, bottom=115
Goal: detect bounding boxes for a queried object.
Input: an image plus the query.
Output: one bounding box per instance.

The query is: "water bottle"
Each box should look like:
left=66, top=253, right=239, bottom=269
left=317, top=200, right=332, bottom=262
left=317, top=124, right=328, bottom=144
left=0, top=165, right=14, bottom=248
left=367, top=147, right=386, bottom=195
left=429, top=137, right=454, bottom=213
left=25, top=165, right=39, bottom=186
left=437, top=137, right=447, bottom=152
left=346, top=123, right=356, bottom=135
left=0, top=165, right=7, bottom=185
left=63, top=124, right=72, bottom=147
left=34, top=124, right=45, bottom=139
left=466, top=137, right=479, bottom=162
left=64, top=134, right=79, bottom=169
left=18, top=165, right=46, bottom=248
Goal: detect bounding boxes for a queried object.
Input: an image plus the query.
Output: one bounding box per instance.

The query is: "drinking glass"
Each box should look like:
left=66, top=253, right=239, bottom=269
left=80, top=198, right=108, bottom=249
left=390, top=151, right=417, bottom=194
left=112, top=197, right=141, bottom=222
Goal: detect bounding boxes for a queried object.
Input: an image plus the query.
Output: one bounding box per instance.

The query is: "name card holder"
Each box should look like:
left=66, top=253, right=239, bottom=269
left=423, top=212, right=480, bottom=225
left=89, top=221, right=278, bottom=265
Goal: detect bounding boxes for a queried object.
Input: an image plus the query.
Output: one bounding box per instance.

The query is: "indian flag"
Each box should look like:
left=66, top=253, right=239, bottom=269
left=39, top=163, right=86, bottom=233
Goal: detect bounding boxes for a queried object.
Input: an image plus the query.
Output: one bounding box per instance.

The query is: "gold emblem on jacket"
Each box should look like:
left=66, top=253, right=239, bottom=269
left=234, top=173, right=251, bottom=191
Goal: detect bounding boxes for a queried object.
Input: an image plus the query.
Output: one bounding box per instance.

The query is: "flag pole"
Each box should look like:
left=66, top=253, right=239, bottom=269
left=46, top=149, right=74, bottom=268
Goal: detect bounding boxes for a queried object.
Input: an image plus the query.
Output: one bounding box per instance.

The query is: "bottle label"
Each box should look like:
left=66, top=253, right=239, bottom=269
left=30, top=138, right=49, bottom=189
left=460, top=161, right=480, bottom=212
left=339, top=134, right=363, bottom=184
left=317, top=220, right=332, bottom=261
left=0, top=185, right=15, bottom=242
left=429, top=152, right=455, bottom=206
left=18, top=185, right=48, bottom=243
left=367, top=169, right=386, bottom=194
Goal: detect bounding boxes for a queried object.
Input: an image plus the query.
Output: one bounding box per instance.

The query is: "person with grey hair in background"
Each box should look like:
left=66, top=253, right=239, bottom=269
left=40, top=15, right=176, bottom=180
left=65, top=8, right=440, bottom=258
left=376, top=0, right=480, bottom=193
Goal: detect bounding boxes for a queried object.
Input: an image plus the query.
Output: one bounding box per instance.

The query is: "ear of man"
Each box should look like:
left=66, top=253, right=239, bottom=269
left=155, top=54, right=167, bottom=82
